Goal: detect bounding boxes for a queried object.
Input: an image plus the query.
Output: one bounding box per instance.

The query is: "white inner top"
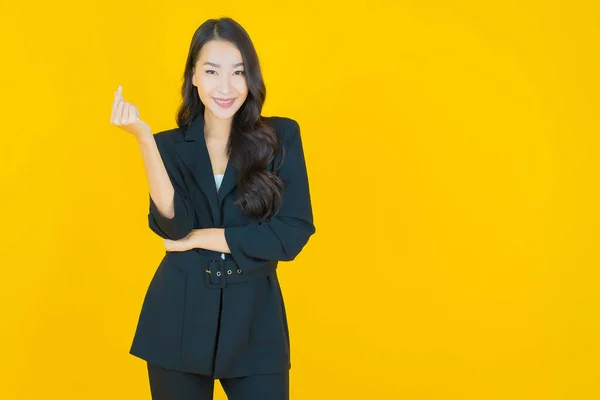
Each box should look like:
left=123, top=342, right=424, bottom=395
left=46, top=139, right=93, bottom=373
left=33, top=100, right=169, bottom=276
left=214, top=174, right=224, bottom=191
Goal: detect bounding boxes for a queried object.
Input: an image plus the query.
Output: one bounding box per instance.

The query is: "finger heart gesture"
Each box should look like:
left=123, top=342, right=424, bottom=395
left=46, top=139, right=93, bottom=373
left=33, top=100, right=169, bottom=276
left=110, top=85, right=152, bottom=140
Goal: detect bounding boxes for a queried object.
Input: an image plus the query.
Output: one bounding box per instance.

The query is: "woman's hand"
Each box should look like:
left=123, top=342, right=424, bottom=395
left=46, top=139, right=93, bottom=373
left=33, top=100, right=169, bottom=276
left=164, top=231, right=198, bottom=252
left=164, top=229, right=230, bottom=254
left=110, top=85, right=152, bottom=141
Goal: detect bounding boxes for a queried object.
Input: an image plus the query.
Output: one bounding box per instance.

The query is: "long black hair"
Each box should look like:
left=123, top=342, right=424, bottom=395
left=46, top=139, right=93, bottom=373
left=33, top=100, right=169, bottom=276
left=176, top=17, right=285, bottom=222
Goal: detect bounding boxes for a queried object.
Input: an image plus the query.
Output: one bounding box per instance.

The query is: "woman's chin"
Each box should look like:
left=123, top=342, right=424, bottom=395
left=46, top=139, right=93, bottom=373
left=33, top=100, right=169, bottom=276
left=207, top=106, right=239, bottom=120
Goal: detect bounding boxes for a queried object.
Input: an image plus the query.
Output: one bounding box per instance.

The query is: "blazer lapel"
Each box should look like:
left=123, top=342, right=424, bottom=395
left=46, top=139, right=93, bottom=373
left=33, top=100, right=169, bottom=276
left=217, top=155, right=237, bottom=204
left=174, top=115, right=238, bottom=225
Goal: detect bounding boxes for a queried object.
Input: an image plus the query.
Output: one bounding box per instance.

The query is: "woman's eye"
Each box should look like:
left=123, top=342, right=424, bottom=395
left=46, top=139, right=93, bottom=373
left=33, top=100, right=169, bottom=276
left=204, top=70, right=244, bottom=75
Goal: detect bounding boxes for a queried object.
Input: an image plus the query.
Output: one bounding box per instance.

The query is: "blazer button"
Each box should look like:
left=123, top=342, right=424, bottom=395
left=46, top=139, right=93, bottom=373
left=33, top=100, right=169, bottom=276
left=237, top=268, right=242, bottom=274
left=216, top=271, right=222, bottom=277
left=227, top=269, right=232, bottom=275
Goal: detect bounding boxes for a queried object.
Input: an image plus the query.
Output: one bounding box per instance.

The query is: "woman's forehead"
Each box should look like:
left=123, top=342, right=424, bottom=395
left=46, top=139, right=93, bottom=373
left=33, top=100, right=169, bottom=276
left=198, top=40, right=243, bottom=65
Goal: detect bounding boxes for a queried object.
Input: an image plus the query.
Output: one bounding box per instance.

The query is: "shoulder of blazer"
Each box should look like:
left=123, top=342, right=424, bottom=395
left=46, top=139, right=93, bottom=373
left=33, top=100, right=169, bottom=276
left=152, top=126, right=186, bottom=145
left=149, top=127, right=186, bottom=162
left=264, top=115, right=301, bottom=148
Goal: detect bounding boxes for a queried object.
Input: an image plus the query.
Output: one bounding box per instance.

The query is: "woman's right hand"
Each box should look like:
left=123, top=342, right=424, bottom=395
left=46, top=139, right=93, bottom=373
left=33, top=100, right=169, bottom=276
left=110, top=85, right=152, bottom=141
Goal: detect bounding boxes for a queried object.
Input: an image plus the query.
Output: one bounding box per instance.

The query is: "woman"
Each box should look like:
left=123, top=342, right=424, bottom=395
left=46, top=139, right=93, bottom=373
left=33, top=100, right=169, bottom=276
left=110, top=17, right=316, bottom=400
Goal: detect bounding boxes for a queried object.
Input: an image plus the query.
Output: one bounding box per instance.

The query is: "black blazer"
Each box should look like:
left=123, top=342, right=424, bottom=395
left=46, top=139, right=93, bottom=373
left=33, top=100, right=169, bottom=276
left=129, top=115, right=316, bottom=379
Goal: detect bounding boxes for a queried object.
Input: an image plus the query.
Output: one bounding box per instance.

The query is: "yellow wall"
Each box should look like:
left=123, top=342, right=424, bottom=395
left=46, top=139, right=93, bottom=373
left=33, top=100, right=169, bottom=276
left=1, top=1, right=598, bottom=398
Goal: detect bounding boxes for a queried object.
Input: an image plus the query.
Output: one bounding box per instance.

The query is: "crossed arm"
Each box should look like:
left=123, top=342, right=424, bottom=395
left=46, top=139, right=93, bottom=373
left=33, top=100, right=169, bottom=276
left=162, top=228, right=230, bottom=253
left=149, top=119, right=315, bottom=270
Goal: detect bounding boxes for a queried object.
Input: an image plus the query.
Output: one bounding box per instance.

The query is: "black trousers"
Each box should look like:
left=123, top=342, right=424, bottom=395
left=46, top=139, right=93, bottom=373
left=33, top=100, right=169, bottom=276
left=146, top=362, right=289, bottom=400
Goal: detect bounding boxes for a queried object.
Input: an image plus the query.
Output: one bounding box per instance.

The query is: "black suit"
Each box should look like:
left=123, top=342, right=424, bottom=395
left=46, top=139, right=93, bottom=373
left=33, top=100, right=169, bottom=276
left=129, top=115, right=316, bottom=379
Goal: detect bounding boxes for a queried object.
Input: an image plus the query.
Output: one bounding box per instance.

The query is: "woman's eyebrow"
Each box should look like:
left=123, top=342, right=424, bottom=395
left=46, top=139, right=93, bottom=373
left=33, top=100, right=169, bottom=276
left=203, top=61, right=244, bottom=67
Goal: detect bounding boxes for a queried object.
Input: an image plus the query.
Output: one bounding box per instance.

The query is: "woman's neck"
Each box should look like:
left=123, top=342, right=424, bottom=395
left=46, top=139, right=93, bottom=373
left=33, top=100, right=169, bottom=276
left=203, top=110, right=232, bottom=140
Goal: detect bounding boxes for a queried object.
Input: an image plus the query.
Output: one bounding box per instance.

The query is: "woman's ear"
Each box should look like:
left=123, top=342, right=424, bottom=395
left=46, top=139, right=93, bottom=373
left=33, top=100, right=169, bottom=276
left=191, top=68, right=196, bottom=87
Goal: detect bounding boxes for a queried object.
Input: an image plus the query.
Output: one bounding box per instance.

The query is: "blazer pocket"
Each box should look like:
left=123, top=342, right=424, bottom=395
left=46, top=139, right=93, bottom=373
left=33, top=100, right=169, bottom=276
left=248, top=274, right=287, bottom=360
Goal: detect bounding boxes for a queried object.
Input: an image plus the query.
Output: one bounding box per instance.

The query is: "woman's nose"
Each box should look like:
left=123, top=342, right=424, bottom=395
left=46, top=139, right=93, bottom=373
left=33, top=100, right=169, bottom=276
left=219, top=76, right=231, bottom=93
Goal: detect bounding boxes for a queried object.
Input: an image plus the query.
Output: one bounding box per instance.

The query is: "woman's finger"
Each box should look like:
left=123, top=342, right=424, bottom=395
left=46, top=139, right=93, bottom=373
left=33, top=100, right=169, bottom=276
left=111, top=86, right=123, bottom=123
left=114, top=100, right=124, bottom=125
left=122, top=102, right=131, bottom=124
left=110, top=86, right=121, bottom=123
left=128, top=103, right=137, bottom=123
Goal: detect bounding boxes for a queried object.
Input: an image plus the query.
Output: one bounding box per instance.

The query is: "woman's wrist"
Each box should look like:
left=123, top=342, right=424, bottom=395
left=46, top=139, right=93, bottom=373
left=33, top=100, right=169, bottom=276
left=136, top=132, right=154, bottom=147
left=190, top=229, right=206, bottom=249
left=188, top=228, right=230, bottom=254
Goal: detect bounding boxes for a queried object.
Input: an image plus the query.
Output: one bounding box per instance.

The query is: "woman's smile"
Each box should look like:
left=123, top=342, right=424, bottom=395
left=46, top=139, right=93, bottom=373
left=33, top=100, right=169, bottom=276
left=213, top=97, right=236, bottom=108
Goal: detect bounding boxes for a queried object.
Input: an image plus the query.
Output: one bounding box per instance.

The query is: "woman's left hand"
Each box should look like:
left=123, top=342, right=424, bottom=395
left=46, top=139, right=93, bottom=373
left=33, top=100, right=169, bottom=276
left=164, top=231, right=197, bottom=252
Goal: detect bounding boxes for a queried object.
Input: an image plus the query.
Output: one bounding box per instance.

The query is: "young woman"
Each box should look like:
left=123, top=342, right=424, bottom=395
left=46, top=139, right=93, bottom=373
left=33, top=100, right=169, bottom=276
left=110, top=17, right=316, bottom=400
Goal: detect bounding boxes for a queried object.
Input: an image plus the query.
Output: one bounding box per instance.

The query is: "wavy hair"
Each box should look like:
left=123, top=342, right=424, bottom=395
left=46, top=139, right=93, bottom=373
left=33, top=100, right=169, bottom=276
left=176, top=17, right=285, bottom=222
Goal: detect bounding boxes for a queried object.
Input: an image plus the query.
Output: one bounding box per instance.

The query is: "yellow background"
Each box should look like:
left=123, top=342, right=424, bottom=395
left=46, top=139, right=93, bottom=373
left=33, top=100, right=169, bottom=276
left=2, top=0, right=599, bottom=399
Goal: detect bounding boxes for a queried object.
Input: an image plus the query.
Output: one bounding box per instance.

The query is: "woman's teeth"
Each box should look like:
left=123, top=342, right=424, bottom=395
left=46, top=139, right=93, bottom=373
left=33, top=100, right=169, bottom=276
left=213, top=98, right=235, bottom=107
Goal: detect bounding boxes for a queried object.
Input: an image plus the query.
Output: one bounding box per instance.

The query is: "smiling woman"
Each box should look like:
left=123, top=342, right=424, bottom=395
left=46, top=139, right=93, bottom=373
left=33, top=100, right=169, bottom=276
left=120, top=16, right=316, bottom=400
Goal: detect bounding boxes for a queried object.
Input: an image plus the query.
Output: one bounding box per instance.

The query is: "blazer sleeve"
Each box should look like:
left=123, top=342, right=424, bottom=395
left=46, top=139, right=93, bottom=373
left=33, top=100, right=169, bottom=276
left=147, top=133, right=195, bottom=240
left=224, top=120, right=316, bottom=265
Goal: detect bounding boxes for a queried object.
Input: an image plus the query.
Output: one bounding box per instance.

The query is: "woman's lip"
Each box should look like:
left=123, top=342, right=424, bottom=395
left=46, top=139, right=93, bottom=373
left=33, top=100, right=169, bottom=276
left=213, top=97, right=235, bottom=108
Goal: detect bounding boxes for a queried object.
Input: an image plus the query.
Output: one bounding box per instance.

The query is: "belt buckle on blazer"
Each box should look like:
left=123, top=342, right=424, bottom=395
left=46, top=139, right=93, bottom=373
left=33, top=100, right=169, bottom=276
left=205, top=260, right=227, bottom=289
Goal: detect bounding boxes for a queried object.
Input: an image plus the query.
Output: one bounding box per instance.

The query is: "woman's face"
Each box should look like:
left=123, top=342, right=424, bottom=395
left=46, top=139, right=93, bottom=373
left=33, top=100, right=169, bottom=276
left=192, top=40, right=248, bottom=121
